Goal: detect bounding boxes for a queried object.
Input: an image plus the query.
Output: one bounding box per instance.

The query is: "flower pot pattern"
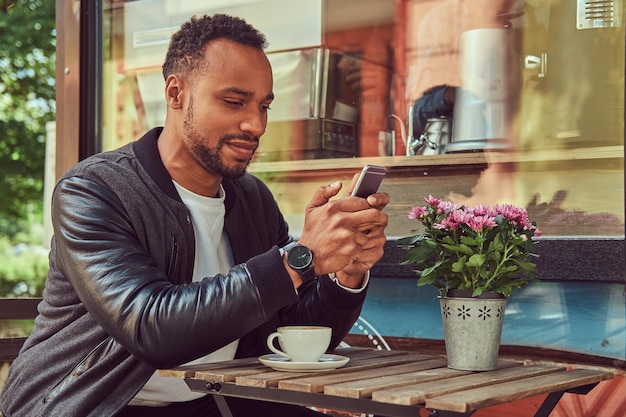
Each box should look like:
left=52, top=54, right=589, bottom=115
left=441, top=302, right=505, bottom=321
left=440, top=296, right=508, bottom=371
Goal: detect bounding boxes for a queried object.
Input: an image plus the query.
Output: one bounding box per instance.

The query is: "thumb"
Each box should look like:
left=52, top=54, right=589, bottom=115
left=307, top=181, right=343, bottom=210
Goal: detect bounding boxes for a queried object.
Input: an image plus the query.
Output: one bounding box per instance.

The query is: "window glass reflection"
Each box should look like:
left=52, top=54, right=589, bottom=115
left=101, top=0, right=624, bottom=237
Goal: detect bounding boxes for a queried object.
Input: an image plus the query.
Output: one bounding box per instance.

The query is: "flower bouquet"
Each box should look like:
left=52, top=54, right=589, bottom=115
left=398, top=195, right=541, bottom=298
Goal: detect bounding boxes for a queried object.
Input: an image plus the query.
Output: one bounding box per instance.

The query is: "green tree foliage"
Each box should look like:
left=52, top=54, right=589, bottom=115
left=0, top=1, right=55, bottom=297
left=0, top=0, right=56, bottom=238
left=0, top=236, right=47, bottom=296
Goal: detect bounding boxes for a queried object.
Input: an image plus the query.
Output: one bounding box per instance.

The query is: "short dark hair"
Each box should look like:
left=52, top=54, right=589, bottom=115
left=162, top=14, right=268, bottom=80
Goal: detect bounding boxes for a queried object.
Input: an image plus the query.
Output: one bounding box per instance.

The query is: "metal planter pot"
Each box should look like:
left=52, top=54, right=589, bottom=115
left=439, top=290, right=508, bottom=371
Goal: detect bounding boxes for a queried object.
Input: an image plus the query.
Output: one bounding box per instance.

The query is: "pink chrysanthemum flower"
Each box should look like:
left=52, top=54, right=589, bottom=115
left=447, top=209, right=471, bottom=224
left=437, top=200, right=462, bottom=214
left=467, top=204, right=495, bottom=217
left=424, top=195, right=440, bottom=206
left=434, top=218, right=457, bottom=230
left=434, top=209, right=470, bottom=230
left=467, top=215, right=498, bottom=232
left=407, top=206, right=428, bottom=220
left=495, top=204, right=525, bottom=224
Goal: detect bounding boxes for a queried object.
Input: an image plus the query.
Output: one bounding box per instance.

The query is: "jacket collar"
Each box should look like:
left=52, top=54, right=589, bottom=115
left=132, top=127, right=236, bottom=213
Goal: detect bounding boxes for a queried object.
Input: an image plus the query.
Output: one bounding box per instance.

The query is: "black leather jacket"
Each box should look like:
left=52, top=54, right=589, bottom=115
left=0, top=128, right=367, bottom=417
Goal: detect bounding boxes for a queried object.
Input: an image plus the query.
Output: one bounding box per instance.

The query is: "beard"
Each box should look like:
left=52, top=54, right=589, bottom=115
left=182, top=95, right=257, bottom=179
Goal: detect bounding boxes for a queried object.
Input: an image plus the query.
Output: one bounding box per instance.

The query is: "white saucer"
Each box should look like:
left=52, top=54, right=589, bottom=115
left=258, top=353, right=350, bottom=372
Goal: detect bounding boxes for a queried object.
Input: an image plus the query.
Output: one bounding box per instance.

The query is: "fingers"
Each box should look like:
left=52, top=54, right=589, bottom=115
left=349, top=225, right=386, bottom=264
left=353, top=229, right=370, bottom=247
left=354, top=201, right=389, bottom=232
left=356, top=225, right=386, bottom=251
left=326, top=192, right=390, bottom=217
left=366, top=192, right=390, bottom=211
left=306, top=181, right=343, bottom=211
left=346, top=173, right=360, bottom=196
left=337, top=232, right=386, bottom=283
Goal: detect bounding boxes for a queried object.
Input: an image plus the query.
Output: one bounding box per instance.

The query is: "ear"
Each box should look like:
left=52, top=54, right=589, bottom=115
left=164, top=74, right=184, bottom=109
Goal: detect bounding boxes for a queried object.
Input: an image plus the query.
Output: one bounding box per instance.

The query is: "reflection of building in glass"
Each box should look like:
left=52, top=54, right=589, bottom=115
left=92, top=0, right=626, bottom=237
left=402, top=0, right=624, bottom=235
left=522, top=0, right=624, bottom=150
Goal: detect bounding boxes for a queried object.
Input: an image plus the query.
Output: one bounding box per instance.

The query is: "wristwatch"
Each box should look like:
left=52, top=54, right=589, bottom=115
left=282, top=241, right=316, bottom=283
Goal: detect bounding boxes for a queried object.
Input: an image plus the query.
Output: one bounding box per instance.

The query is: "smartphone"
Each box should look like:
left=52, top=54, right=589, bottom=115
left=351, top=164, right=387, bottom=198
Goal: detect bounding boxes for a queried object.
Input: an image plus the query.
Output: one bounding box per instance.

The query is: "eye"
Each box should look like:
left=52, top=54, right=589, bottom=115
left=224, top=99, right=244, bottom=108
left=260, top=104, right=272, bottom=112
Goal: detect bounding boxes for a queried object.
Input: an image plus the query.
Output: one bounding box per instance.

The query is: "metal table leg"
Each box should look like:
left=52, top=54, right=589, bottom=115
left=214, top=394, right=234, bottom=417
left=534, top=383, right=599, bottom=417
left=534, top=391, right=565, bottom=417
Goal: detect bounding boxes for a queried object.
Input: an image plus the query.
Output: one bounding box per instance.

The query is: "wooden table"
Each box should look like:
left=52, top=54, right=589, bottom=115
left=158, top=348, right=614, bottom=417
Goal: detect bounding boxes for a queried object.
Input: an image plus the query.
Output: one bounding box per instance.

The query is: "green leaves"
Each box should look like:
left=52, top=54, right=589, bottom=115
left=400, top=235, right=436, bottom=265
left=442, top=241, right=474, bottom=256
left=466, top=253, right=486, bottom=268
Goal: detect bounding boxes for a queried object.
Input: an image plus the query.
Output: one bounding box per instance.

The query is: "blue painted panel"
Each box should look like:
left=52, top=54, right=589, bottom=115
left=352, top=277, right=626, bottom=360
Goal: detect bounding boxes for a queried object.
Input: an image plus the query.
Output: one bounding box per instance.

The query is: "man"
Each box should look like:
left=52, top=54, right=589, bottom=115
left=0, top=13, right=389, bottom=417
left=411, top=84, right=456, bottom=139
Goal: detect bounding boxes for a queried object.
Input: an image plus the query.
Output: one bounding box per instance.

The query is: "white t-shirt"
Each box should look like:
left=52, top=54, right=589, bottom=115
left=129, top=182, right=237, bottom=406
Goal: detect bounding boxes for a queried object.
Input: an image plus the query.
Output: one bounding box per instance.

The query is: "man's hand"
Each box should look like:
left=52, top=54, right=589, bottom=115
left=334, top=192, right=389, bottom=288
left=297, top=177, right=390, bottom=289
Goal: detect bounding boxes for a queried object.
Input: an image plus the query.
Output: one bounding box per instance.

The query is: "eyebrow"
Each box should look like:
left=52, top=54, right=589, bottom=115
left=224, top=87, right=274, bottom=101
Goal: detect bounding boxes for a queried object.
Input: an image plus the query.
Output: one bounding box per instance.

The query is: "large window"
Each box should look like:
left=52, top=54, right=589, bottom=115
left=100, top=0, right=624, bottom=239
left=49, top=0, right=625, bottom=364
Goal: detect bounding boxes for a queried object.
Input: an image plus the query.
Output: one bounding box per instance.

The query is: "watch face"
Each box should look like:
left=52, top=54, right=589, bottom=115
left=288, top=245, right=313, bottom=269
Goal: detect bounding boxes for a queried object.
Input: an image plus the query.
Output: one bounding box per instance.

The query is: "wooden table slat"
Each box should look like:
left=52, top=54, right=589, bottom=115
left=371, top=364, right=566, bottom=406
left=158, top=347, right=408, bottom=382
left=425, top=368, right=614, bottom=413
left=233, top=351, right=439, bottom=390
left=325, top=360, right=523, bottom=399
left=332, top=348, right=414, bottom=360
left=224, top=348, right=417, bottom=387
left=325, top=366, right=469, bottom=399
left=277, top=358, right=448, bottom=393
left=234, top=357, right=434, bottom=390
left=332, top=348, right=438, bottom=364
left=234, top=370, right=317, bottom=388
left=196, top=363, right=282, bottom=383
left=158, top=357, right=265, bottom=379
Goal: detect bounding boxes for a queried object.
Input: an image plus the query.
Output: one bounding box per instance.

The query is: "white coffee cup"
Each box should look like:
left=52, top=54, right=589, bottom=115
left=266, top=325, right=332, bottom=362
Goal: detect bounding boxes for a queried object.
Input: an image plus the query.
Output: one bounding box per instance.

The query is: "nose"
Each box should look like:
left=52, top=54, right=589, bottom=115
left=240, top=109, right=267, bottom=138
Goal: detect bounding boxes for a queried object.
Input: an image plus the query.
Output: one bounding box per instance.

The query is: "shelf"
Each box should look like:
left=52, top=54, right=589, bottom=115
left=249, top=145, right=624, bottom=174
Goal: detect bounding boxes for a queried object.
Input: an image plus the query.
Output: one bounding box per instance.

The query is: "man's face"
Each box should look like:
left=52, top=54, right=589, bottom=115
left=181, top=39, right=274, bottom=179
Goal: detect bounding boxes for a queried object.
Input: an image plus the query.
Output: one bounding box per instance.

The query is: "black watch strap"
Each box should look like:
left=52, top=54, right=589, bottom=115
left=282, top=242, right=316, bottom=283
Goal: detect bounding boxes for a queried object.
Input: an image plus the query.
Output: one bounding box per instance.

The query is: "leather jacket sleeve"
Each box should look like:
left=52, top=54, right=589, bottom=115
left=52, top=176, right=300, bottom=369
